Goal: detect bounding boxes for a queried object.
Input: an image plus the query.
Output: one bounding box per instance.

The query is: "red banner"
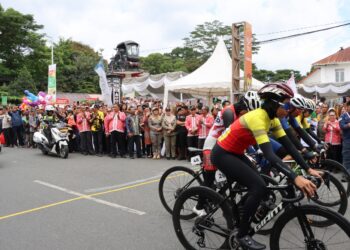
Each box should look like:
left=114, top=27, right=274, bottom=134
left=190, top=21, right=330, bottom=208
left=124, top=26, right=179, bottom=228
left=244, top=22, right=252, bottom=91
left=55, top=98, right=70, bottom=105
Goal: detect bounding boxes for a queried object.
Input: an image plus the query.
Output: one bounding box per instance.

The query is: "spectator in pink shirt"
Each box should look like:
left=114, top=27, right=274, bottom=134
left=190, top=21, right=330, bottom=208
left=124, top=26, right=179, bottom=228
left=185, top=106, right=200, bottom=160
left=323, top=108, right=342, bottom=163
left=76, top=106, right=94, bottom=155
left=198, top=106, right=214, bottom=149
left=104, top=104, right=127, bottom=158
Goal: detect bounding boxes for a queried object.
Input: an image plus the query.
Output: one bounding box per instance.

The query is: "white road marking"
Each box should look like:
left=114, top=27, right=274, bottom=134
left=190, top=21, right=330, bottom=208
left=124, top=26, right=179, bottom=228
left=34, top=180, right=146, bottom=216
left=83, top=173, right=163, bottom=193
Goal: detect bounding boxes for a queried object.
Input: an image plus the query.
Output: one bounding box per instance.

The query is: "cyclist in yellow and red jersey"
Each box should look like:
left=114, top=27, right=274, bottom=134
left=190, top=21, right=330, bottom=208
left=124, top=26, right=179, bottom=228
left=211, top=83, right=318, bottom=250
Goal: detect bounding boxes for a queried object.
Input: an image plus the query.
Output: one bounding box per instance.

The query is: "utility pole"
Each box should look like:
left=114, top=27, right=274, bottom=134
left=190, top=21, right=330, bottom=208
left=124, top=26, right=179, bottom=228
left=231, top=21, right=253, bottom=101
left=51, top=43, right=54, bottom=65
left=231, top=22, right=243, bottom=102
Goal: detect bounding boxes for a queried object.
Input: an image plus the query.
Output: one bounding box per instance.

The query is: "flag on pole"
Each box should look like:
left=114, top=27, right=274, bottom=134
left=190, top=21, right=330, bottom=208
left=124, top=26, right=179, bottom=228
left=94, top=59, right=112, bottom=107
left=286, top=71, right=298, bottom=94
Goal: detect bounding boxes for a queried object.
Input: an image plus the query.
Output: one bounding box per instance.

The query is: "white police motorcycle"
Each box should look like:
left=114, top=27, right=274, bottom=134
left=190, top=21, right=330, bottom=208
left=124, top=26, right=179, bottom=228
left=33, top=121, right=69, bottom=159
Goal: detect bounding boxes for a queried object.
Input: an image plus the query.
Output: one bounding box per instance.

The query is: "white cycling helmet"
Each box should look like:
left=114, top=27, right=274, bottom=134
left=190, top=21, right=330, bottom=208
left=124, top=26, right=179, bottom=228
left=45, top=105, right=55, bottom=112
left=291, top=94, right=306, bottom=109
left=305, top=99, right=316, bottom=111
left=244, top=91, right=261, bottom=111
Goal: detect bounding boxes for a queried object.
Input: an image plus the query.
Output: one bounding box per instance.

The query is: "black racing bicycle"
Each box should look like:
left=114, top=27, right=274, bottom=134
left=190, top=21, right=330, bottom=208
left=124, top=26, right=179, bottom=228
left=172, top=177, right=350, bottom=250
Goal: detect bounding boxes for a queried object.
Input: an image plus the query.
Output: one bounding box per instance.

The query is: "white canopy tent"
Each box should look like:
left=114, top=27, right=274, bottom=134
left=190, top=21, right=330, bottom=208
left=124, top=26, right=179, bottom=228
left=120, top=71, right=197, bottom=101
left=163, top=38, right=264, bottom=106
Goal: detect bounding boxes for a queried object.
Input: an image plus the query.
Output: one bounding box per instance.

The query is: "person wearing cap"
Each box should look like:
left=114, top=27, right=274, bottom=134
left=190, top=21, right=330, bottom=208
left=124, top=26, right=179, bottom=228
left=162, top=107, right=177, bottom=160
left=0, top=106, right=12, bottom=147
left=90, top=104, right=105, bottom=157
left=148, top=107, right=163, bottom=159
left=185, top=106, right=200, bottom=160
left=126, top=106, right=142, bottom=159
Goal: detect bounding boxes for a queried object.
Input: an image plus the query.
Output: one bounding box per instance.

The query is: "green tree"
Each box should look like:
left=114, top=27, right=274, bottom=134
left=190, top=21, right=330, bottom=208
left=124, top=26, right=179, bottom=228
left=54, top=38, right=100, bottom=93
left=141, top=20, right=260, bottom=75
left=0, top=4, right=48, bottom=83
left=183, top=20, right=260, bottom=61
left=272, top=69, right=303, bottom=82
left=166, top=47, right=202, bottom=72
left=8, top=66, right=37, bottom=95
left=252, top=64, right=304, bottom=83
left=140, top=53, right=186, bottom=74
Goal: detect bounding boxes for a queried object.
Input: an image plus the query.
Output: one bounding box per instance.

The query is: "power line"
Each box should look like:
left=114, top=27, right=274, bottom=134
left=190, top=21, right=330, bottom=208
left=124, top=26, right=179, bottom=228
left=139, top=22, right=350, bottom=54
left=256, top=20, right=350, bottom=36
left=257, top=22, right=350, bottom=44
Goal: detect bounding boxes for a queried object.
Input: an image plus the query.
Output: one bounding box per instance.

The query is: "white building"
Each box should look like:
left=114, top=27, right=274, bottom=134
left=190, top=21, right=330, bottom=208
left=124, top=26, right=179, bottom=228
left=300, top=47, right=350, bottom=97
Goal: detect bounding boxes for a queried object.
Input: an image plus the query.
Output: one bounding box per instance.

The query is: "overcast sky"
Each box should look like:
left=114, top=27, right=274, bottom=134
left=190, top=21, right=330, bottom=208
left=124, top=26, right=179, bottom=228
left=2, top=0, right=350, bottom=74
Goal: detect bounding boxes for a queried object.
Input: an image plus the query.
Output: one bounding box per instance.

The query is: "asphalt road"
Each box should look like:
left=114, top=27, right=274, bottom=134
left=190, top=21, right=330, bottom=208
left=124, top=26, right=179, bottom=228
left=0, top=147, right=349, bottom=250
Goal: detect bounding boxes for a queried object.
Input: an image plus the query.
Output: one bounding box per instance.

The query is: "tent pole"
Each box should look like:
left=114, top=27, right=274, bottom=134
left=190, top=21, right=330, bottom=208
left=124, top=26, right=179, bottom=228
left=163, top=86, right=168, bottom=110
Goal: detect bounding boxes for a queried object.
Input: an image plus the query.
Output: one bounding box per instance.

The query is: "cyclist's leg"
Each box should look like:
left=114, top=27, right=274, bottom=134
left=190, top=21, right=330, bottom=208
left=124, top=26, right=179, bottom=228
left=194, top=142, right=217, bottom=212
left=211, top=144, right=267, bottom=237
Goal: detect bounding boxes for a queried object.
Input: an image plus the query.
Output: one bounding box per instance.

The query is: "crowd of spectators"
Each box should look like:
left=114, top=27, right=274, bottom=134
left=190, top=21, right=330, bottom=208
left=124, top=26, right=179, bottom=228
left=0, top=95, right=349, bottom=178
left=0, top=98, right=220, bottom=161
left=312, top=96, right=350, bottom=180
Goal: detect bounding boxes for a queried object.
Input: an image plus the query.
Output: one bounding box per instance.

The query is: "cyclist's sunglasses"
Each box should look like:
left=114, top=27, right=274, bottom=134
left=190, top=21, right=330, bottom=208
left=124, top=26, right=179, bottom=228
left=272, top=99, right=291, bottom=111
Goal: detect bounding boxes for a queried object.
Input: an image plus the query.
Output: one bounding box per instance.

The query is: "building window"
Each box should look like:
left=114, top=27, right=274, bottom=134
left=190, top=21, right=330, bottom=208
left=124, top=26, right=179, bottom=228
left=335, top=69, right=344, bottom=82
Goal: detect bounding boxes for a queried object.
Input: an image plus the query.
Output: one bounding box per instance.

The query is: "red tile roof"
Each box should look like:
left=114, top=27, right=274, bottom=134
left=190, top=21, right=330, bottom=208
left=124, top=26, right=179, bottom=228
left=313, top=46, right=350, bottom=65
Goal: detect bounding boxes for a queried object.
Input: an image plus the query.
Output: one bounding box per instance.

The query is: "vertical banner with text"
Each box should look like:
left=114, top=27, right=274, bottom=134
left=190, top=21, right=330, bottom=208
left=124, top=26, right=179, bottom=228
left=244, top=22, right=252, bottom=92
left=1, top=96, right=7, bottom=106
left=48, top=64, right=57, bottom=102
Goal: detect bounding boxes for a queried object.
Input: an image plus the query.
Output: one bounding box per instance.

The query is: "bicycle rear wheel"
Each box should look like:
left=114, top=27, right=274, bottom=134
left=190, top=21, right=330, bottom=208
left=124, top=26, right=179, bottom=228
left=172, top=186, right=233, bottom=250
left=270, top=205, right=350, bottom=250
left=158, top=166, right=203, bottom=216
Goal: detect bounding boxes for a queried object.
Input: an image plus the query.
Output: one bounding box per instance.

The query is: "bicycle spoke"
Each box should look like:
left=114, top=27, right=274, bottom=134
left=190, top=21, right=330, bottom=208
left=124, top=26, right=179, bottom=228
left=275, top=208, right=350, bottom=250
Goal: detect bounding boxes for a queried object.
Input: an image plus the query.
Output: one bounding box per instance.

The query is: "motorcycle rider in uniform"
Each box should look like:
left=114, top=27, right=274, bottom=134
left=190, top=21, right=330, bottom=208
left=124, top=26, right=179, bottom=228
left=41, top=105, right=59, bottom=146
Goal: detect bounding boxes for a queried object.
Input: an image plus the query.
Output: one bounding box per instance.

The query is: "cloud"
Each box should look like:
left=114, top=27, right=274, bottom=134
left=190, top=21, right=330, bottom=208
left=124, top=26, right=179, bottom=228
left=2, top=0, right=349, bottom=74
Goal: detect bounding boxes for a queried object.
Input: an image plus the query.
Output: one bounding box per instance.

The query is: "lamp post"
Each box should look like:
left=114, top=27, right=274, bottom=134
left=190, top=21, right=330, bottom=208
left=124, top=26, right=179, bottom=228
left=45, top=35, right=54, bottom=64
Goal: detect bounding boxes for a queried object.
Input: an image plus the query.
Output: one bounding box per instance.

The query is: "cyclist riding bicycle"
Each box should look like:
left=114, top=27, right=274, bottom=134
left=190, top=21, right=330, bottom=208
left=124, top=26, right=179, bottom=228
left=280, top=95, right=320, bottom=153
left=193, top=96, right=253, bottom=216
left=211, top=83, right=317, bottom=250
left=295, top=98, right=321, bottom=144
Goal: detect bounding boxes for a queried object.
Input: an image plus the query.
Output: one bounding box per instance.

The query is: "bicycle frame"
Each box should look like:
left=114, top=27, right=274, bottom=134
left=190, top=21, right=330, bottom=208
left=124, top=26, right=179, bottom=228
left=194, top=183, right=304, bottom=238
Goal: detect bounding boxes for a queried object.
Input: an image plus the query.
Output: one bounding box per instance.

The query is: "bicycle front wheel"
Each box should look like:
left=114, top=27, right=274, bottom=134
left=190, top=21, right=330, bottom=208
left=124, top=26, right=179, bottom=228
left=172, top=186, right=234, bottom=250
left=319, top=159, right=350, bottom=197
left=270, top=204, right=350, bottom=250
left=310, top=172, right=348, bottom=222
left=158, top=166, right=203, bottom=215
